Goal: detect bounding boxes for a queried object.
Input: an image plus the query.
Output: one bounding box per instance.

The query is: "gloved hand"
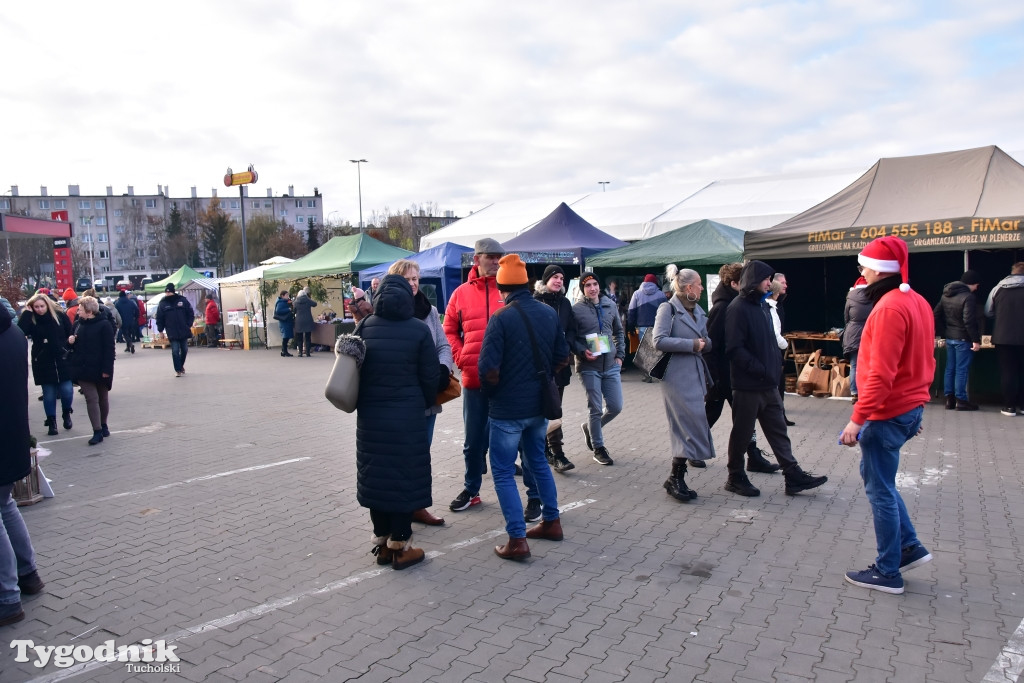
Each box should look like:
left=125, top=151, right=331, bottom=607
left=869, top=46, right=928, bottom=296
left=437, top=365, right=452, bottom=392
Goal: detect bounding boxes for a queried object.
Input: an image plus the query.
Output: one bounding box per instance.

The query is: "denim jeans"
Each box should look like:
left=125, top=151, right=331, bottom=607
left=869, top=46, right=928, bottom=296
left=170, top=338, right=189, bottom=373
left=489, top=416, right=559, bottom=538
left=0, top=484, right=37, bottom=606
left=41, top=380, right=74, bottom=418
left=425, top=413, right=437, bottom=447
left=462, top=388, right=490, bottom=495
left=579, top=365, right=623, bottom=448
left=859, top=405, right=924, bottom=577
left=849, top=351, right=859, bottom=396
left=943, top=340, right=973, bottom=400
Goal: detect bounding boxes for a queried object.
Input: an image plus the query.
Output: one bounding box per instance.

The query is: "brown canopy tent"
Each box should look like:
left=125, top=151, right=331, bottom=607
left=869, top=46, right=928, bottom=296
left=744, top=145, right=1024, bottom=261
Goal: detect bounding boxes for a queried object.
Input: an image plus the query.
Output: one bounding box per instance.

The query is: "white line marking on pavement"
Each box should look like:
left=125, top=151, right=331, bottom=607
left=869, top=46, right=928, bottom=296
left=26, top=498, right=597, bottom=682
left=48, top=457, right=312, bottom=510
left=36, top=422, right=168, bottom=444
left=982, top=616, right=1024, bottom=682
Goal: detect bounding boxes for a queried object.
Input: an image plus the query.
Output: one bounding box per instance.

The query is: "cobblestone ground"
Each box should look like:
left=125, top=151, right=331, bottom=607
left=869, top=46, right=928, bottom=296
left=4, top=344, right=1024, bottom=682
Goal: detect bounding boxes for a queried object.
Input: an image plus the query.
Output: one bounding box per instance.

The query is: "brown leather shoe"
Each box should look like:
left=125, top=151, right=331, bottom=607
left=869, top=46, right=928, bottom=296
left=495, top=536, right=531, bottom=560
left=412, top=508, right=445, bottom=526
left=525, top=518, right=563, bottom=541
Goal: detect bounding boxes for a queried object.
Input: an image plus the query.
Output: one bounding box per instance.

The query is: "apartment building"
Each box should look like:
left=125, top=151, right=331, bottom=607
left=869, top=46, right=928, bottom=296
left=1, top=184, right=324, bottom=275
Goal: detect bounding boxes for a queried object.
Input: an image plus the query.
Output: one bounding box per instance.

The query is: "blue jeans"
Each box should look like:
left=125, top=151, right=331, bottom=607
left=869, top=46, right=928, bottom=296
left=170, top=338, right=189, bottom=373
left=489, top=416, right=559, bottom=538
left=0, top=484, right=37, bottom=606
left=462, top=388, right=490, bottom=495
left=41, top=380, right=74, bottom=417
left=849, top=351, right=859, bottom=397
left=943, top=340, right=973, bottom=401
left=859, top=405, right=924, bottom=577
left=580, top=366, right=623, bottom=448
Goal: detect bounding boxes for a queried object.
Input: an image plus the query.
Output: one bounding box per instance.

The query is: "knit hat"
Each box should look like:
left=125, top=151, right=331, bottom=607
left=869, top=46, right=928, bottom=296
left=579, top=271, right=599, bottom=288
left=541, top=264, right=565, bottom=284
left=474, top=237, right=505, bottom=255
left=960, top=270, right=981, bottom=286
left=62, top=288, right=76, bottom=302
left=643, top=273, right=658, bottom=284
left=858, top=236, right=910, bottom=293
left=352, top=287, right=366, bottom=300
left=165, top=283, right=176, bottom=293
left=496, top=254, right=528, bottom=286
left=38, top=287, right=51, bottom=295
left=118, top=290, right=127, bottom=298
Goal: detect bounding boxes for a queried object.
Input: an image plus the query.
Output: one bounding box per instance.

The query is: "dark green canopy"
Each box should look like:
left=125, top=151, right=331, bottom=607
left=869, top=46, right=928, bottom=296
left=585, top=219, right=745, bottom=269
left=262, top=234, right=413, bottom=280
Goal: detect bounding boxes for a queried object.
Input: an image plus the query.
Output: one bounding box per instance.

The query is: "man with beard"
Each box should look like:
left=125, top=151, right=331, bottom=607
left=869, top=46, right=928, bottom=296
left=724, top=261, right=827, bottom=497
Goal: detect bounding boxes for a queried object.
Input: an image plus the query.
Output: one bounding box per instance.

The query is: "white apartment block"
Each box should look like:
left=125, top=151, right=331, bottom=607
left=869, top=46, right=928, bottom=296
left=1, top=183, right=324, bottom=274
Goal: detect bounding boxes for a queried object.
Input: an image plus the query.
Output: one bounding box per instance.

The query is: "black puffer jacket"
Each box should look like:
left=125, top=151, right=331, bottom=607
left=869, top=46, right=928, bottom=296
left=842, top=287, right=873, bottom=356
left=18, top=308, right=73, bottom=386
left=725, top=260, right=780, bottom=392
left=704, top=280, right=737, bottom=393
left=934, top=281, right=982, bottom=343
left=534, top=282, right=576, bottom=387
left=0, top=305, right=31, bottom=486
left=69, top=315, right=116, bottom=390
left=355, top=275, right=439, bottom=512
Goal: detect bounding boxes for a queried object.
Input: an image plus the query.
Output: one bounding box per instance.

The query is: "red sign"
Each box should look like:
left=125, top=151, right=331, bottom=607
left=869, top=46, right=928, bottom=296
left=53, top=237, right=73, bottom=291
left=51, top=210, right=69, bottom=222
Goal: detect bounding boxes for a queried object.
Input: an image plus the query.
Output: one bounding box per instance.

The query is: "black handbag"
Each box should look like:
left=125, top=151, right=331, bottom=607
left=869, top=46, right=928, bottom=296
left=633, top=315, right=672, bottom=380
left=511, top=302, right=562, bottom=420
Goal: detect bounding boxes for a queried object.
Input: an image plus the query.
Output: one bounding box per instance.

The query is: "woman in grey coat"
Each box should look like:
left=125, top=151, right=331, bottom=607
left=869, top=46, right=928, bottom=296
left=653, top=268, right=714, bottom=502
left=842, top=276, right=873, bottom=404
left=292, top=287, right=318, bottom=357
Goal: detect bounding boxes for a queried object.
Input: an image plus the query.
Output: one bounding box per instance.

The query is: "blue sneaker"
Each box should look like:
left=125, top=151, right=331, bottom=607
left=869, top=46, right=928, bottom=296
left=899, top=545, right=932, bottom=572
left=844, top=565, right=904, bottom=594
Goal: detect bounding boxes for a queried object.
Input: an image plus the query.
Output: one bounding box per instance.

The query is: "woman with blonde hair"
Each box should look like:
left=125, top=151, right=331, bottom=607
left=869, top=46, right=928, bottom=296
left=67, top=296, right=115, bottom=445
left=18, top=292, right=75, bottom=435
left=653, top=268, right=715, bottom=501
left=387, top=258, right=454, bottom=527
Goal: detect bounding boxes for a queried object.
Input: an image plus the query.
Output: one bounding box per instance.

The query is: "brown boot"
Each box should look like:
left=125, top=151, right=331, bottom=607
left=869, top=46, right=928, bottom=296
left=412, top=508, right=445, bottom=526
left=495, top=536, right=531, bottom=560
left=387, top=537, right=425, bottom=570
left=525, top=518, right=563, bottom=541
left=371, top=535, right=393, bottom=566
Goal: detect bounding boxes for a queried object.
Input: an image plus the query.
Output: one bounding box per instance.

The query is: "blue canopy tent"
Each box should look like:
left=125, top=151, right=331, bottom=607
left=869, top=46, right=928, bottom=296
left=499, top=202, right=628, bottom=273
left=359, top=241, right=473, bottom=309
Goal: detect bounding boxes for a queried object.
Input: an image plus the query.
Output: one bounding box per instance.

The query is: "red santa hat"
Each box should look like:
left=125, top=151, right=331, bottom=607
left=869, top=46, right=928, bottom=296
left=853, top=276, right=867, bottom=289
left=858, top=236, right=911, bottom=293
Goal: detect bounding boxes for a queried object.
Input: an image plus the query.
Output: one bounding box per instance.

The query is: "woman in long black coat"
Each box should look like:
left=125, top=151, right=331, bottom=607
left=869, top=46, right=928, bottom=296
left=67, top=296, right=115, bottom=446
left=355, top=275, right=439, bottom=570
left=18, top=293, right=75, bottom=436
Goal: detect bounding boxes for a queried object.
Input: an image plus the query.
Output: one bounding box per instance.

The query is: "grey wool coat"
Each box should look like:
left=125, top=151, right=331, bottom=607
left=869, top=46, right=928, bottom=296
left=652, top=297, right=715, bottom=462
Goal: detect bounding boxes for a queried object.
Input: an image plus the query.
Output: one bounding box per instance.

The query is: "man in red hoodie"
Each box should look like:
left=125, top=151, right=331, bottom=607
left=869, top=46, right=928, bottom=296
left=204, top=296, right=221, bottom=348
left=840, top=236, right=935, bottom=595
left=444, top=238, right=507, bottom=512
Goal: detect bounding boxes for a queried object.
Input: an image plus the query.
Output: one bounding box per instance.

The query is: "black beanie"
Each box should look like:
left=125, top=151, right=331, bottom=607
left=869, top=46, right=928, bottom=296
left=542, top=264, right=565, bottom=284
left=580, top=271, right=599, bottom=288
left=960, top=270, right=980, bottom=285
left=118, top=290, right=126, bottom=298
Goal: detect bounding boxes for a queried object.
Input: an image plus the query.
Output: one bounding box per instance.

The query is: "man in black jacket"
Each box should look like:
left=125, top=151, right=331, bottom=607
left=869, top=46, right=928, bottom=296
left=934, top=270, right=982, bottom=410
left=986, top=262, right=1024, bottom=416
left=724, top=260, right=827, bottom=497
left=0, top=304, right=45, bottom=626
left=704, top=263, right=778, bottom=474
left=156, top=283, right=195, bottom=377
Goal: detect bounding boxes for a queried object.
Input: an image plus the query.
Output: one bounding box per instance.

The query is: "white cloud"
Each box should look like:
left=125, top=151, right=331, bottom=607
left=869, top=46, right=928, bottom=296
left=2, top=0, right=1023, bottom=223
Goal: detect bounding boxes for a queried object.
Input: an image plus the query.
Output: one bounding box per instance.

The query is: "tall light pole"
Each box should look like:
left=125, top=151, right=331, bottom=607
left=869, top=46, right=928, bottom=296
left=83, top=216, right=95, bottom=283
left=598, top=181, right=610, bottom=192
left=350, top=159, right=368, bottom=230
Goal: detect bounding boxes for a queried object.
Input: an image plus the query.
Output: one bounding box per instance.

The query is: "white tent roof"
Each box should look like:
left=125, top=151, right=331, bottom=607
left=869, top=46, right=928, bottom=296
left=419, top=193, right=590, bottom=250
left=259, top=256, right=295, bottom=265
left=218, top=265, right=276, bottom=285
left=180, top=277, right=219, bottom=292
left=420, top=169, right=866, bottom=249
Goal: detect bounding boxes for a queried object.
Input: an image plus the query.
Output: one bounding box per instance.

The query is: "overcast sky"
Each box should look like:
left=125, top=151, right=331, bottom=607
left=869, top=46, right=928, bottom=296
left=3, top=1, right=1023, bottom=225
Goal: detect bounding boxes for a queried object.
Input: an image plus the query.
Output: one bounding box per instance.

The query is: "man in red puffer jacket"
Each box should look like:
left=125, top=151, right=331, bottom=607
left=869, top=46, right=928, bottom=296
left=443, top=238, right=507, bottom=512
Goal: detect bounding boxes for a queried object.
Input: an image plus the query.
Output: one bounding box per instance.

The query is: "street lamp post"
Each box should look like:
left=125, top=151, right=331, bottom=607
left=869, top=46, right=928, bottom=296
left=598, top=181, right=610, bottom=192
left=350, top=159, right=368, bottom=230
left=83, top=216, right=95, bottom=284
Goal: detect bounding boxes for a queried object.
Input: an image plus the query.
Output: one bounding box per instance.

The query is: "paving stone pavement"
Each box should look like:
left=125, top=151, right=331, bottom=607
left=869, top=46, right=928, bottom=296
left=4, top=344, right=1024, bottom=682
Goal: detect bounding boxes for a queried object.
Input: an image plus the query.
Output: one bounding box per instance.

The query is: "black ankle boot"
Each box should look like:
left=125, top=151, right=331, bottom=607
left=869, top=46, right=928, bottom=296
left=101, top=424, right=110, bottom=437
left=88, top=430, right=103, bottom=446
left=664, top=458, right=696, bottom=501
left=62, top=410, right=73, bottom=430
left=746, top=444, right=781, bottom=473
left=45, top=416, right=58, bottom=436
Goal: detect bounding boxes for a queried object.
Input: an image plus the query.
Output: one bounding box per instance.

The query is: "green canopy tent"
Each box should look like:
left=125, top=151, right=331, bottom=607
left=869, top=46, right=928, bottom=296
left=585, top=219, right=745, bottom=268
left=262, top=234, right=413, bottom=280
left=143, top=265, right=207, bottom=293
